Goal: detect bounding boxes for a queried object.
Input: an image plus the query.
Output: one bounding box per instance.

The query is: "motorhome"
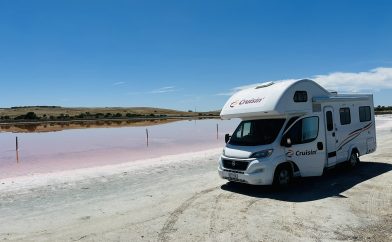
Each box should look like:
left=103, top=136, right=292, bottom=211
left=218, top=79, right=376, bottom=186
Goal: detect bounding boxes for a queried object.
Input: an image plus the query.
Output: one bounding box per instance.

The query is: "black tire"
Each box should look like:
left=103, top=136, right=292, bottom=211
left=348, top=151, right=360, bottom=168
left=273, top=165, right=292, bottom=188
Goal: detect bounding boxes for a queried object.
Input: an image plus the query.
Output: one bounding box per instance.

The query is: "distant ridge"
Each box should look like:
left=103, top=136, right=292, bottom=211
left=10, top=106, right=62, bottom=109
left=0, top=106, right=220, bottom=123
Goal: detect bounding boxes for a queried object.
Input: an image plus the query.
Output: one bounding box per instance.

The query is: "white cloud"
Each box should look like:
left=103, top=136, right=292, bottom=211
left=219, top=67, right=392, bottom=95
left=126, top=86, right=179, bottom=95
left=150, top=86, right=177, bottom=94
left=113, top=81, right=126, bottom=86
left=313, top=67, right=392, bottom=92
left=216, top=83, right=262, bottom=96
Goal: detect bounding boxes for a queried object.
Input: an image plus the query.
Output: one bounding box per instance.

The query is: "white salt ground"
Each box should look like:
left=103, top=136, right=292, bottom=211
left=0, top=116, right=391, bottom=241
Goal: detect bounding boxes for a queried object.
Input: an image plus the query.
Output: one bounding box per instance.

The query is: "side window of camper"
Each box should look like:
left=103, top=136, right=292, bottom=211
left=293, top=91, right=308, bottom=102
left=326, top=111, right=333, bottom=131
left=287, top=116, right=319, bottom=145
left=235, top=121, right=251, bottom=137
left=339, top=108, right=351, bottom=125
left=242, top=122, right=251, bottom=136
left=283, top=116, right=299, bottom=132
left=359, top=106, right=371, bottom=122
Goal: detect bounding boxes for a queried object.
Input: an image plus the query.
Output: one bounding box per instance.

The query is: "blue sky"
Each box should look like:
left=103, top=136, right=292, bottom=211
left=0, top=0, right=391, bottom=111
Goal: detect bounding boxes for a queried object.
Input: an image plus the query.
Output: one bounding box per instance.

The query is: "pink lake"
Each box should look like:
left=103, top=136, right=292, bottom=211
left=0, top=119, right=239, bottom=178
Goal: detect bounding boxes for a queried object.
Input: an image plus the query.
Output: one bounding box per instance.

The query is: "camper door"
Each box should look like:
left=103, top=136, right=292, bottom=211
left=282, top=115, right=326, bottom=176
left=324, top=106, right=338, bottom=167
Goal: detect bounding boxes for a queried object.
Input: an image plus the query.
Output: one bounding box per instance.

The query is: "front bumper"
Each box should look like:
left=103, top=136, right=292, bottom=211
left=218, top=157, right=275, bottom=185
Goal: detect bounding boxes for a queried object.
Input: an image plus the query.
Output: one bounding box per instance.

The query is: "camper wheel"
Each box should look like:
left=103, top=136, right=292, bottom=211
left=273, top=164, right=292, bottom=187
left=348, top=150, right=360, bottom=168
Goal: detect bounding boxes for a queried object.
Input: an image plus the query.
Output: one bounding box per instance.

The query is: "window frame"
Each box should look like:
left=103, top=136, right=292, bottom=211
left=230, top=119, right=286, bottom=146
left=293, top=91, right=308, bottom=103
left=326, top=111, right=333, bottom=131
left=359, top=106, right=371, bottom=122
left=283, top=116, right=300, bottom=133
left=287, top=116, right=319, bottom=145
left=339, top=107, right=351, bottom=125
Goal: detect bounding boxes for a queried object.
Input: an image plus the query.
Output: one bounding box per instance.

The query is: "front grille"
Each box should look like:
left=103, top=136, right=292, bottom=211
left=222, top=159, right=249, bottom=171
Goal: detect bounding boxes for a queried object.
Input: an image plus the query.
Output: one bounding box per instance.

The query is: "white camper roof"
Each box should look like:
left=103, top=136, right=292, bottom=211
left=220, top=79, right=331, bottom=120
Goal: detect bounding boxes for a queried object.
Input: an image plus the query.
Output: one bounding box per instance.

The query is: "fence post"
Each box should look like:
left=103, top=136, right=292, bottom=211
left=146, top=128, right=149, bottom=147
left=16, top=136, right=19, bottom=163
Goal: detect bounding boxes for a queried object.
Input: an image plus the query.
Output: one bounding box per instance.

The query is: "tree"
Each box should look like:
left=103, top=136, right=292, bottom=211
left=95, top=113, right=104, bottom=118
left=76, top=113, right=86, bottom=119
left=25, top=112, right=38, bottom=119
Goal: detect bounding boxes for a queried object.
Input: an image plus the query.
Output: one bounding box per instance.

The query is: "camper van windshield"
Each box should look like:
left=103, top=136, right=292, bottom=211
left=229, top=119, right=286, bottom=146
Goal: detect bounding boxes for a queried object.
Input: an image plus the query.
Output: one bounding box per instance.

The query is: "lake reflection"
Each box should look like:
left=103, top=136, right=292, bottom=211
left=0, top=119, right=239, bottom=178
left=0, top=119, right=182, bottom=133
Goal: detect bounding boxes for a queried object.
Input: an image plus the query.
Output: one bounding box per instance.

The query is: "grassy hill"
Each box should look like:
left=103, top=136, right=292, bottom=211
left=0, top=106, right=220, bottom=123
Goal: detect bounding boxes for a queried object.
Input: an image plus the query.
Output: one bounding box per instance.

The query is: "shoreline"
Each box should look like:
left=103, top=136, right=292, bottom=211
left=0, top=147, right=222, bottom=193
left=0, top=115, right=220, bottom=124
left=0, top=116, right=221, bottom=133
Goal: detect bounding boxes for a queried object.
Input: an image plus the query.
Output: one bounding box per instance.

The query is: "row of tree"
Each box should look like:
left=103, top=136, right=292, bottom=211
left=0, top=112, right=169, bottom=121
left=10, top=106, right=61, bottom=109
left=374, top=105, right=392, bottom=112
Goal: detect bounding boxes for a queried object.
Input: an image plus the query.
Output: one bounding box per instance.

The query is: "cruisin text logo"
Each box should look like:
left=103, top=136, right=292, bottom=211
left=286, top=149, right=317, bottom=158
left=230, top=97, right=265, bottom=108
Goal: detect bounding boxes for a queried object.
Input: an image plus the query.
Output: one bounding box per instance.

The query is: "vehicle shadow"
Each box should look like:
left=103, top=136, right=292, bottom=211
left=220, top=161, right=392, bottom=202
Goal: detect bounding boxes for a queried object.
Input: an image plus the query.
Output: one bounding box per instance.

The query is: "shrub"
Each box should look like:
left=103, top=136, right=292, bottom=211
left=95, top=113, right=104, bottom=118
left=25, top=112, right=38, bottom=119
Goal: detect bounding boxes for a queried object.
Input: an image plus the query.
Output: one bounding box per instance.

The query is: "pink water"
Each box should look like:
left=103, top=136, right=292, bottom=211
left=0, top=119, right=239, bottom=178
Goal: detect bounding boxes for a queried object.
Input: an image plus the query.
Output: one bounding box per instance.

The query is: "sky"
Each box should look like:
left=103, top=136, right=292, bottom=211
left=0, top=0, right=392, bottom=111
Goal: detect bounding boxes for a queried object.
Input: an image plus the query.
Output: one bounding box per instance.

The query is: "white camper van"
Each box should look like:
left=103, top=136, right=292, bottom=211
left=218, top=79, right=376, bottom=186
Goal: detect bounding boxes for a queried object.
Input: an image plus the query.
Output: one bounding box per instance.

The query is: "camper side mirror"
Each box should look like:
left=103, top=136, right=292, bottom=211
left=281, top=136, right=292, bottom=148
left=225, top=134, right=231, bottom=143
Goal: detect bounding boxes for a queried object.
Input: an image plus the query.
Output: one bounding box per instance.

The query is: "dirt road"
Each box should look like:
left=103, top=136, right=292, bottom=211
left=1, top=124, right=391, bottom=241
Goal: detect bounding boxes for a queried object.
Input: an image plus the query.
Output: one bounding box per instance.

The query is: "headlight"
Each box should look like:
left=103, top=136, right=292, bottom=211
left=250, top=149, right=273, bottom=159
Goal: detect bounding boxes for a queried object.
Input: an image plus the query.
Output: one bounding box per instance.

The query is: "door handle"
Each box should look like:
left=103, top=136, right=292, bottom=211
left=317, top=142, right=323, bottom=150
left=332, top=132, right=335, bottom=137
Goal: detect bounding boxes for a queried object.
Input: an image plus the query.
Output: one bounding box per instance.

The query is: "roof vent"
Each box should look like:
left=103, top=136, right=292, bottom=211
left=329, top=90, right=338, bottom=95
left=255, top=81, right=274, bottom=89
